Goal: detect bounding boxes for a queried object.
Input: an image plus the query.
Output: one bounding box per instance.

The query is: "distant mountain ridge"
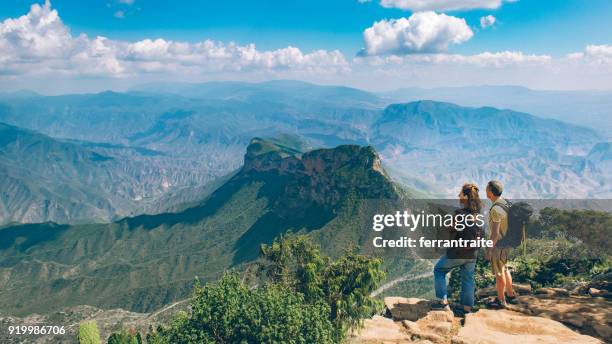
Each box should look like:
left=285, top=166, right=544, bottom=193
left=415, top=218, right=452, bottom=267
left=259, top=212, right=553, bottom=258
left=374, top=101, right=608, bottom=198
left=0, top=81, right=609, bottom=225
left=0, top=122, right=227, bottom=224
left=381, top=85, right=612, bottom=134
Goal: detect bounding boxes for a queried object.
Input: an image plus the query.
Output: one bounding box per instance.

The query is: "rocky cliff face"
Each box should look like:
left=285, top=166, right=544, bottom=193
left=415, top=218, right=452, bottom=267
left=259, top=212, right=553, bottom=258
left=241, top=137, right=397, bottom=214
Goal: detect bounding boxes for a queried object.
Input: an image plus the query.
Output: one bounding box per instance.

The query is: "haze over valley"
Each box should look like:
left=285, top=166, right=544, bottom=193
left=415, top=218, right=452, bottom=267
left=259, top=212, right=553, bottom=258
left=0, top=81, right=610, bottom=225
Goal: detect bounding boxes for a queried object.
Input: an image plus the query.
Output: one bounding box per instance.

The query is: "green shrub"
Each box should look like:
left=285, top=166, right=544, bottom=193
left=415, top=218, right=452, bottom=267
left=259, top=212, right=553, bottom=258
left=159, top=272, right=334, bottom=344
left=107, top=329, right=141, bottom=344
left=260, top=233, right=385, bottom=340
left=78, top=321, right=101, bottom=344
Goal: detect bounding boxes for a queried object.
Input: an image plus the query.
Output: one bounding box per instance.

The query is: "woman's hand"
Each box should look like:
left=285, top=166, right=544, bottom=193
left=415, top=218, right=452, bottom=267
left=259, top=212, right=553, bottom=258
left=485, top=248, right=492, bottom=261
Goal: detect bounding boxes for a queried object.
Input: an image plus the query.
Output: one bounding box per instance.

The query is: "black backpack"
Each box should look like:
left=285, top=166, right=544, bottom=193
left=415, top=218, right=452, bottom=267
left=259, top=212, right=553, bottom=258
left=492, top=201, right=533, bottom=249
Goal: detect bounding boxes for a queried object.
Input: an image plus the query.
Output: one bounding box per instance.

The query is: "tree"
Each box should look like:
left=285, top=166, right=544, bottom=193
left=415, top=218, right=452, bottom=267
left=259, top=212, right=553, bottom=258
left=260, top=233, right=385, bottom=341
left=78, top=321, right=101, bottom=344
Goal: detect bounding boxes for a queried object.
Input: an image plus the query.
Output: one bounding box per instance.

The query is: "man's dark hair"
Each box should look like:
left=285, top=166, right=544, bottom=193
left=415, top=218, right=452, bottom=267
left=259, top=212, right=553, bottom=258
left=487, top=180, right=503, bottom=196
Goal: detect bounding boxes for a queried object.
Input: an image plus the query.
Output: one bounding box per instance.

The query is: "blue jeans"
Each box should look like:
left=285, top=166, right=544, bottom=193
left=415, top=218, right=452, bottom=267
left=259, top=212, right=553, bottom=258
left=433, top=255, right=476, bottom=307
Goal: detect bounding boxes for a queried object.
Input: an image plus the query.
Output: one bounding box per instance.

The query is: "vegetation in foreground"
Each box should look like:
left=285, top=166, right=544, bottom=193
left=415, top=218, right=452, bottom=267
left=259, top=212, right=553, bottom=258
left=103, top=234, right=385, bottom=344
left=94, top=207, right=610, bottom=343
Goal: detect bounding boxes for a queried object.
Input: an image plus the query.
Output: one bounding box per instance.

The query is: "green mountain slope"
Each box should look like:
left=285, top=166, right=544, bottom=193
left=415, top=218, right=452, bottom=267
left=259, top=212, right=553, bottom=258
left=0, top=122, right=228, bottom=224
left=0, top=138, right=414, bottom=316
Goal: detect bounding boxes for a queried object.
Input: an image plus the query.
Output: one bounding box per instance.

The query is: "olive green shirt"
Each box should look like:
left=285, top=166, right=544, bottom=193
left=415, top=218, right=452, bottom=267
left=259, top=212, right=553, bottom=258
left=489, top=198, right=509, bottom=240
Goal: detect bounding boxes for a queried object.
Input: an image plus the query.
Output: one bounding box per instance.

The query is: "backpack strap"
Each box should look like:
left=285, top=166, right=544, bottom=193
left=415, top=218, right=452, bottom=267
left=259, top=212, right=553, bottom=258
left=490, top=201, right=509, bottom=214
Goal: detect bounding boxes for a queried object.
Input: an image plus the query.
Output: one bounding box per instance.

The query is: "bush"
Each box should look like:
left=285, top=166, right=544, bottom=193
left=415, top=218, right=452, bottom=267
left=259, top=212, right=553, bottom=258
left=151, top=234, right=384, bottom=343
left=78, top=321, right=101, bottom=344
left=159, top=272, right=335, bottom=344
left=107, top=329, right=141, bottom=344
left=260, top=233, right=385, bottom=340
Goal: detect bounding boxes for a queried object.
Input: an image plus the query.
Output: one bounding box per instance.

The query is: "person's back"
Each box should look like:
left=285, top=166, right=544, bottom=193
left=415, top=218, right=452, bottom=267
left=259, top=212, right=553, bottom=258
left=485, top=180, right=516, bottom=308
left=447, top=207, right=483, bottom=260
left=431, top=183, right=482, bottom=316
left=489, top=197, right=508, bottom=240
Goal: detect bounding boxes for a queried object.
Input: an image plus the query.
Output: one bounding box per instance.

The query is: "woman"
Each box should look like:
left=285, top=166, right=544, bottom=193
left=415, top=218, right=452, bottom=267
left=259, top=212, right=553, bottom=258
left=430, top=183, right=483, bottom=316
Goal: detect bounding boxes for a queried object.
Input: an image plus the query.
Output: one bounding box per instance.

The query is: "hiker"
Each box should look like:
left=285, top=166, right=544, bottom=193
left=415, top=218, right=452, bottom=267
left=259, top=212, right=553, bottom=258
left=431, top=183, right=483, bottom=315
left=485, top=180, right=517, bottom=308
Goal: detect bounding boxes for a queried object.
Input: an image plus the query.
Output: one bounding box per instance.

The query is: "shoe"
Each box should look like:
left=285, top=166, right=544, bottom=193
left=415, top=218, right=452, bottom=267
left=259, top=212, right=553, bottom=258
left=506, top=295, right=518, bottom=305
left=486, top=298, right=507, bottom=309
left=430, top=301, right=451, bottom=311
left=452, top=305, right=472, bottom=317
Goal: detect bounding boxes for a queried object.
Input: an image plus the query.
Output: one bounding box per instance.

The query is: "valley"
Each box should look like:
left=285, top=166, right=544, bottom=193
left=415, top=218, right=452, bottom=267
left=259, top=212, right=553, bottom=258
left=0, top=81, right=609, bottom=225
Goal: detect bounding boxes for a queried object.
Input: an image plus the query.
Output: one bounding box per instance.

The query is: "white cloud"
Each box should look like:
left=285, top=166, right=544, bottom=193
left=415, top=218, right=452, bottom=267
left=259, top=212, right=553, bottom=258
left=357, top=51, right=551, bottom=67
left=0, top=1, right=349, bottom=78
left=114, top=10, right=125, bottom=19
left=379, top=0, right=508, bottom=11
left=118, top=0, right=135, bottom=5
left=361, top=12, right=473, bottom=56
left=480, top=15, right=496, bottom=28
left=567, top=44, right=612, bottom=64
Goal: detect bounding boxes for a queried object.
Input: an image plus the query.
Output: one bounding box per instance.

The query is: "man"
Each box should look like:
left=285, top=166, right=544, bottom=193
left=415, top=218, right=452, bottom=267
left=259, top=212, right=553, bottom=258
left=485, top=180, right=517, bottom=308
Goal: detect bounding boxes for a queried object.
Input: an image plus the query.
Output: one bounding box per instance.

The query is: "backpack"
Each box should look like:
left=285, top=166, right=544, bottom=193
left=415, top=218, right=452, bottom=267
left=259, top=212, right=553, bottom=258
left=491, top=201, right=533, bottom=250
left=447, top=208, right=484, bottom=259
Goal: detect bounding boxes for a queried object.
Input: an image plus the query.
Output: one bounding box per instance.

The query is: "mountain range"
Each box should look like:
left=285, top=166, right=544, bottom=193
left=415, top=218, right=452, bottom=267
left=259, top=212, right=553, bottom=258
left=381, top=85, right=612, bottom=135
left=0, top=81, right=610, bottom=224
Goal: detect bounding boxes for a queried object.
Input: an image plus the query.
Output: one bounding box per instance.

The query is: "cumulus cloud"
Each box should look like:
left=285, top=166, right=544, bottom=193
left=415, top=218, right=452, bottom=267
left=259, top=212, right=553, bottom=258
left=0, top=1, right=349, bottom=78
left=361, top=12, right=473, bottom=56
left=378, top=0, right=507, bottom=11
left=480, top=15, right=496, bottom=28
left=567, top=44, right=612, bottom=65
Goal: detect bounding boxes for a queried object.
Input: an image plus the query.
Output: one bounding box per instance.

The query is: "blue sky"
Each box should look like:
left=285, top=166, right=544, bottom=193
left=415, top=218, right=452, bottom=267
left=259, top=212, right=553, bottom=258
left=2, top=0, right=610, bottom=56
left=1, top=0, right=612, bottom=93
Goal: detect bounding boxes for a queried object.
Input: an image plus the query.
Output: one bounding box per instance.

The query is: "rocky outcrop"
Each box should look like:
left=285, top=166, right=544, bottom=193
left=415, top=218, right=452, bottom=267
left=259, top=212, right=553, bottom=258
left=349, top=315, right=413, bottom=343
left=350, top=295, right=606, bottom=344
left=506, top=293, right=612, bottom=340
left=455, top=309, right=600, bottom=344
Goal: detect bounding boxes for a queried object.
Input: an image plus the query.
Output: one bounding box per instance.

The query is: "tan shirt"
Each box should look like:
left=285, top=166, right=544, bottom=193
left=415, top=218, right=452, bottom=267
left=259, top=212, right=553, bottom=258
left=489, top=198, right=509, bottom=239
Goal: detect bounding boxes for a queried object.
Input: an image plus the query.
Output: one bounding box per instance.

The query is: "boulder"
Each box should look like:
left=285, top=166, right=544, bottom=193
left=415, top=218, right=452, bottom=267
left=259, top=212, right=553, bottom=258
left=589, top=287, right=612, bottom=299
left=384, top=297, right=434, bottom=321
left=382, top=297, right=456, bottom=343
left=454, top=309, right=601, bottom=344
left=348, top=315, right=412, bottom=343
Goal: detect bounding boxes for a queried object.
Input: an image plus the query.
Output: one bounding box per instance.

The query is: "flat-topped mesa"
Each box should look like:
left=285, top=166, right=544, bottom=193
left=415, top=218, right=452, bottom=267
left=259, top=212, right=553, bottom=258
left=243, top=137, right=303, bottom=174
left=241, top=137, right=396, bottom=210
left=301, top=145, right=386, bottom=177
left=243, top=137, right=387, bottom=177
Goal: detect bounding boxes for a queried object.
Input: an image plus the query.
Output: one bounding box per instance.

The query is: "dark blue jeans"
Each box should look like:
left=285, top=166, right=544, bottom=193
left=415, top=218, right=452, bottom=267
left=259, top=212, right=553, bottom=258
left=433, top=255, right=476, bottom=307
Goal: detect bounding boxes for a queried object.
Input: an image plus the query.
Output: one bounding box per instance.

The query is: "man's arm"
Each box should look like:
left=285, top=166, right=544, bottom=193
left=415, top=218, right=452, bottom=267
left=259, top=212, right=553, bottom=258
left=490, top=221, right=501, bottom=246
left=486, top=207, right=502, bottom=260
